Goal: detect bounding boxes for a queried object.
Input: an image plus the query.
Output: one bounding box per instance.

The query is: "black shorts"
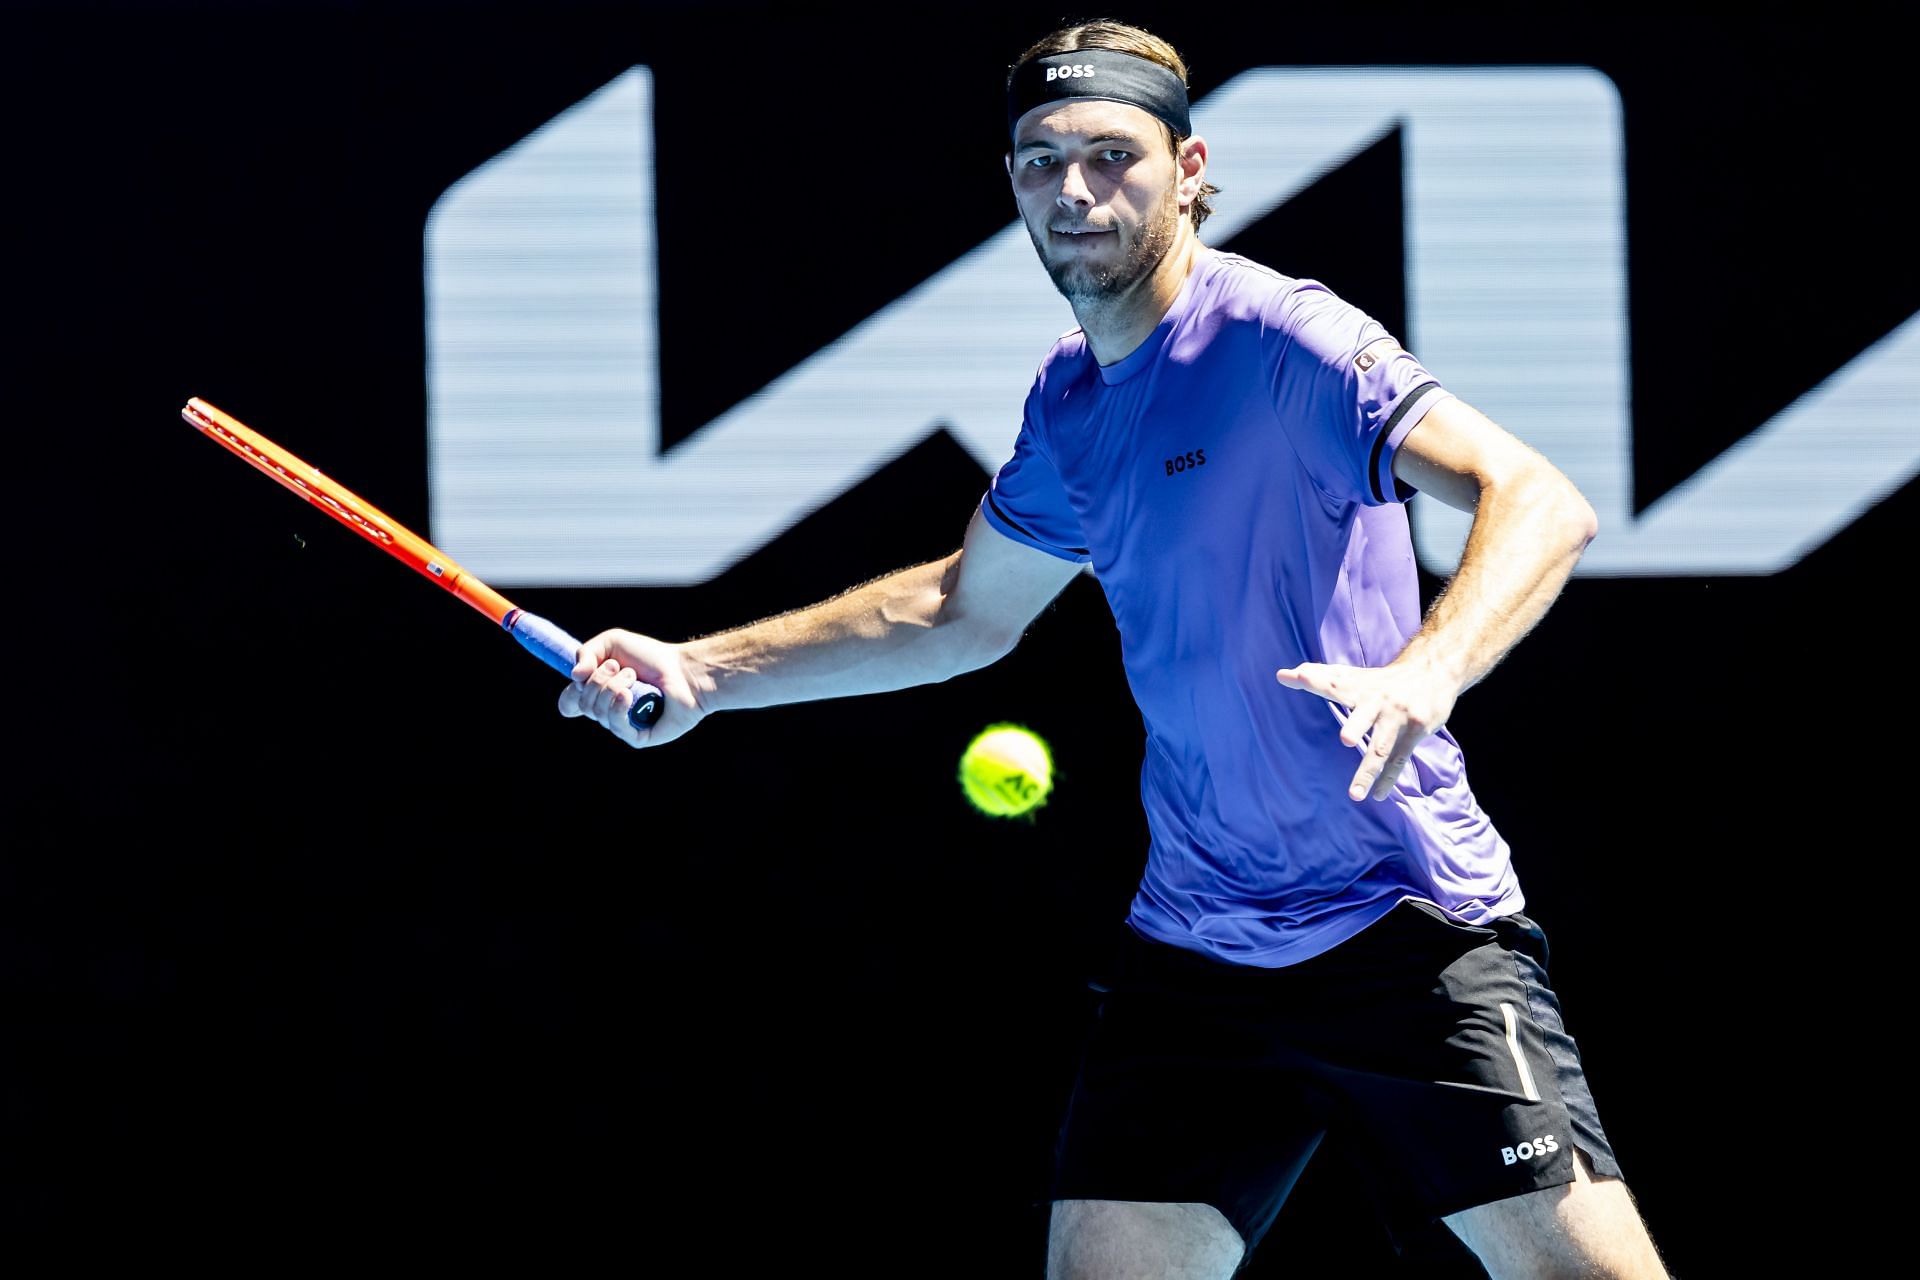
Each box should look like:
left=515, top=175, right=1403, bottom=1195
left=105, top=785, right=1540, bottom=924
left=1049, top=899, right=1624, bottom=1260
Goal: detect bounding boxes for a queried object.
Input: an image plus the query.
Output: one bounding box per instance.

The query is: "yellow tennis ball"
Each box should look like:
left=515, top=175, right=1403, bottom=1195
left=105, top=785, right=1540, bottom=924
left=959, top=723, right=1054, bottom=818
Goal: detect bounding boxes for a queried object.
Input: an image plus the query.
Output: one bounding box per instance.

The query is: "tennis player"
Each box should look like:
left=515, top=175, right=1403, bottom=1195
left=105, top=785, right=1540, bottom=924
left=561, top=20, right=1670, bottom=1279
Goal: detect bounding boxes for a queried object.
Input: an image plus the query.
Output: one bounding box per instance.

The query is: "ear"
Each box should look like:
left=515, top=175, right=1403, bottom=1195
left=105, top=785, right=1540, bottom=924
left=1177, top=135, right=1208, bottom=207
left=1004, top=151, right=1014, bottom=177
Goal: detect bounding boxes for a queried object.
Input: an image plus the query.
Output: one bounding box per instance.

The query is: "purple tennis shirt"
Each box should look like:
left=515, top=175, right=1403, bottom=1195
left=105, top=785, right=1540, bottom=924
left=980, top=247, right=1522, bottom=968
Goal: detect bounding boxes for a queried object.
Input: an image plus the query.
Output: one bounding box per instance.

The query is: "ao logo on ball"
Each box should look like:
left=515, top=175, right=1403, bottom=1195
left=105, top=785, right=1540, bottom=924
left=958, top=724, right=1055, bottom=818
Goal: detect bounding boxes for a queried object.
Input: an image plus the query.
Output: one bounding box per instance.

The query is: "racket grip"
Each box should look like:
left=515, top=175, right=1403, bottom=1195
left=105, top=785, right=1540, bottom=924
left=506, top=609, right=664, bottom=730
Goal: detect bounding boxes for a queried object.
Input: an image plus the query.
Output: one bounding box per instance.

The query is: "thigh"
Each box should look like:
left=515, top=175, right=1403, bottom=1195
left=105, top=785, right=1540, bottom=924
left=1050, top=928, right=1334, bottom=1257
left=1048, top=1199, right=1246, bottom=1280
left=1442, top=1145, right=1670, bottom=1280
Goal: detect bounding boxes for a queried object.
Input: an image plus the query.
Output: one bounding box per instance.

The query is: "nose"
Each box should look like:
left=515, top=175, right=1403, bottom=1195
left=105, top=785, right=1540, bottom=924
left=1055, top=160, right=1094, bottom=213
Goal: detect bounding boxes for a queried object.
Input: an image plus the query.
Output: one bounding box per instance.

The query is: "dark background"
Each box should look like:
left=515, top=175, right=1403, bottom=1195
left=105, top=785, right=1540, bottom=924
left=5, top=0, right=1909, bottom=1270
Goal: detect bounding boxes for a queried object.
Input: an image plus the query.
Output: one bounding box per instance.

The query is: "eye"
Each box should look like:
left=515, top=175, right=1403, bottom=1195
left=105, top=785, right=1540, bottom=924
left=1024, top=155, right=1053, bottom=169
left=1100, top=149, right=1131, bottom=163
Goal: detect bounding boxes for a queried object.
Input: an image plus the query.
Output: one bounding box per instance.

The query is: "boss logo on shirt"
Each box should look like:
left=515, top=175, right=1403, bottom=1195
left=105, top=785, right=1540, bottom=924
left=1164, top=447, right=1207, bottom=476
left=1045, top=64, right=1098, bottom=81
left=1500, top=1134, right=1560, bottom=1166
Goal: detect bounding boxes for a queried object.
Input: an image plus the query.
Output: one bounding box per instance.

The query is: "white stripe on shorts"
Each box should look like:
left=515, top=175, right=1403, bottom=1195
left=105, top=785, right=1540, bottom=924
left=1501, top=1001, right=1542, bottom=1102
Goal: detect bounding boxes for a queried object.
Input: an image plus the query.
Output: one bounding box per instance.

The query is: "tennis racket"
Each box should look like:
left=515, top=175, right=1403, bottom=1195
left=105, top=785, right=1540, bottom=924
left=181, top=396, right=663, bottom=730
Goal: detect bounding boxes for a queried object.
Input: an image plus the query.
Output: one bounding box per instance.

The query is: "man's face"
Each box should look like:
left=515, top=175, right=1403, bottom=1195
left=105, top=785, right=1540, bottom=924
left=1007, top=99, right=1185, bottom=305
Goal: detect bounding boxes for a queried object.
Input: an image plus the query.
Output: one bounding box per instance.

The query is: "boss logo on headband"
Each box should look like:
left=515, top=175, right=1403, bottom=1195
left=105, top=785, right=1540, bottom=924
left=1045, top=65, right=1098, bottom=82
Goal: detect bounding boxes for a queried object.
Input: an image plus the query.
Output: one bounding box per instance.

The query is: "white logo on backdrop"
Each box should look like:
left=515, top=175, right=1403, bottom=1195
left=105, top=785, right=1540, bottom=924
left=425, top=67, right=1919, bottom=585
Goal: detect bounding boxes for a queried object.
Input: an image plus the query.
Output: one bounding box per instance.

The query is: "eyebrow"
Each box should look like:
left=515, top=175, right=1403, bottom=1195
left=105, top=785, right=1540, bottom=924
left=1013, top=132, right=1147, bottom=156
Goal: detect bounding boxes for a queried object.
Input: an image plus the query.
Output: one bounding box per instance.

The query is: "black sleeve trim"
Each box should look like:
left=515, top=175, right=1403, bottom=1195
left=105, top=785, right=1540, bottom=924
left=986, top=490, right=1089, bottom=556
left=1368, top=380, right=1441, bottom=503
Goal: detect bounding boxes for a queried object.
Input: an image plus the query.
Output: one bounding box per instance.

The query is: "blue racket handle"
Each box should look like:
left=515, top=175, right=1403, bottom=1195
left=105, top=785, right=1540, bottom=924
left=506, top=609, right=664, bottom=730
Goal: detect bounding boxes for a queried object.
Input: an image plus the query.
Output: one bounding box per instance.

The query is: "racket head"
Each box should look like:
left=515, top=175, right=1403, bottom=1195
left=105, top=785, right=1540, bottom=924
left=183, top=397, right=662, bottom=730
left=182, top=397, right=514, bottom=621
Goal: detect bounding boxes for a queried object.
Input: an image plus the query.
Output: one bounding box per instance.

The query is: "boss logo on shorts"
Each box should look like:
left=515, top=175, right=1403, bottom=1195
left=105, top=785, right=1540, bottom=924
left=1045, top=65, right=1098, bottom=81
left=1164, top=447, right=1207, bottom=476
left=1500, top=1134, right=1560, bottom=1165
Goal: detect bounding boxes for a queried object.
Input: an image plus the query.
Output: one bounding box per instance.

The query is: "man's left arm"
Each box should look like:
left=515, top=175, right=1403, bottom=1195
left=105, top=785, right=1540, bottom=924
left=1275, top=395, right=1598, bottom=801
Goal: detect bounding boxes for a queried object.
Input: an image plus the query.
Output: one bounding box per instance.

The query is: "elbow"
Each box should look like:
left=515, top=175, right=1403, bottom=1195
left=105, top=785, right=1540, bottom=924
left=931, top=600, right=1016, bottom=675
left=959, top=622, right=1019, bottom=672
left=932, top=562, right=1019, bottom=671
left=1567, top=486, right=1600, bottom=553
left=1517, top=457, right=1597, bottom=555
left=1491, top=461, right=1599, bottom=556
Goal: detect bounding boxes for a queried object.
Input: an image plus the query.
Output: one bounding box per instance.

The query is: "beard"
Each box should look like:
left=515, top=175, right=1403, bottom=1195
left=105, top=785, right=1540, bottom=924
left=1030, top=180, right=1181, bottom=306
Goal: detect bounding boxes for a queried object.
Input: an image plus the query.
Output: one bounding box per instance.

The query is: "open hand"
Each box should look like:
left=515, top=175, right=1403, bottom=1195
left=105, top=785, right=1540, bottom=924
left=1275, top=660, right=1459, bottom=801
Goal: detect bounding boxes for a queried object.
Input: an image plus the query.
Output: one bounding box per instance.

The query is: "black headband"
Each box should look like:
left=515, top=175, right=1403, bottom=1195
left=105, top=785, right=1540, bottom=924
left=1006, top=48, right=1192, bottom=144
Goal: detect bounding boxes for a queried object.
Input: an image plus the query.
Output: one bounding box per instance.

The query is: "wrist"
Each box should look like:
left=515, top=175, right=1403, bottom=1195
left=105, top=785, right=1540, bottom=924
left=676, top=638, right=726, bottom=715
left=1395, top=639, right=1473, bottom=694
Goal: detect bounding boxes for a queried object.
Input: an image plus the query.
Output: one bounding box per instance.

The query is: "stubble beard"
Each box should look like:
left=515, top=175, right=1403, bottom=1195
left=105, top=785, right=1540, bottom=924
left=1033, top=181, right=1182, bottom=309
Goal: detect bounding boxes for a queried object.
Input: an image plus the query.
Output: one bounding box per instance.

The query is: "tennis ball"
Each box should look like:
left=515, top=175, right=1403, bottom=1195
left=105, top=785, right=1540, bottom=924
left=959, top=723, right=1054, bottom=818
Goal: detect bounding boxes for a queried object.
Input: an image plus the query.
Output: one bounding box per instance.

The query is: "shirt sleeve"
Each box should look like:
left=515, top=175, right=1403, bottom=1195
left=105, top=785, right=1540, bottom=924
left=1266, top=280, right=1455, bottom=505
left=978, top=381, right=1092, bottom=563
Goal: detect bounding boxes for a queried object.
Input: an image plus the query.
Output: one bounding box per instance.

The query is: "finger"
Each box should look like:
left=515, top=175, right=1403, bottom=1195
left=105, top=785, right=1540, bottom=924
left=1349, top=713, right=1404, bottom=801
left=608, top=673, right=652, bottom=748
left=1277, top=663, right=1351, bottom=708
left=582, top=658, right=624, bottom=724
left=1348, top=756, right=1382, bottom=802
left=1370, top=714, right=1430, bottom=800
left=602, top=667, right=641, bottom=725
left=1274, top=663, right=1329, bottom=694
left=1370, top=751, right=1415, bottom=801
left=602, top=666, right=640, bottom=730
left=572, top=632, right=617, bottom=682
left=1348, top=753, right=1374, bottom=801
left=577, top=661, right=608, bottom=721
left=1337, top=697, right=1382, bottom=750
left=557, top=682, right=586, bottom=718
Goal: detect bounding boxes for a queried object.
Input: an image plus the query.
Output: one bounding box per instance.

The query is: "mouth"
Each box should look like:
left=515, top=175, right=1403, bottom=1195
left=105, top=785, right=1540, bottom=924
left=1051, top=227, right=1114, bottom=242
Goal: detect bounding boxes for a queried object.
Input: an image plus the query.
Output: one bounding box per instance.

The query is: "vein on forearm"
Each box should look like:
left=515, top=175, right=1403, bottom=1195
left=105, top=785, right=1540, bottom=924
left=1401, top=468, right=1595, bottom=692
left=685, top=556, right=988, bottom=710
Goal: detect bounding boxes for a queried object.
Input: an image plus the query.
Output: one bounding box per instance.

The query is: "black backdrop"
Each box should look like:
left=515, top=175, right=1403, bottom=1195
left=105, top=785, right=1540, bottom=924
left=6, top=1, right=1911, bottom=1271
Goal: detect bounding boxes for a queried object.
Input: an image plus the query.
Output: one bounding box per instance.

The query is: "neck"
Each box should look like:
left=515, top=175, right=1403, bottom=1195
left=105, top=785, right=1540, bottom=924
left=1075, top=223, right=1204, bottom=366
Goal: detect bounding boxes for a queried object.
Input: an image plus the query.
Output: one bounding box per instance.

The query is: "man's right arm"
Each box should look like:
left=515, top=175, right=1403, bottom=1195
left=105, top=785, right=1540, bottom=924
left=558, top=505, right=1087, bottom=747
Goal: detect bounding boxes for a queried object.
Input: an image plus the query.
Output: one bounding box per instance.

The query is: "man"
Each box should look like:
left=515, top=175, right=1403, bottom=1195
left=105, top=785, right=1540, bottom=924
left=559, top=20, right=1671, bottom=1280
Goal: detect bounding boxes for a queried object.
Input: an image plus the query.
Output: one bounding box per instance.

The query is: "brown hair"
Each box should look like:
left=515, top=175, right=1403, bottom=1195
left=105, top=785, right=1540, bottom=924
left=1007, top=19, right=1220, bottom=230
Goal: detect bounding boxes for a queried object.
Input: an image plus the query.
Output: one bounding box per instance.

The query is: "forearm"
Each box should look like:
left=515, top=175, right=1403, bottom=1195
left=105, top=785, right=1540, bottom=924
left=1396, top=465, right=1598, bottom=693
left=682, top=553, right=1003, bottom=712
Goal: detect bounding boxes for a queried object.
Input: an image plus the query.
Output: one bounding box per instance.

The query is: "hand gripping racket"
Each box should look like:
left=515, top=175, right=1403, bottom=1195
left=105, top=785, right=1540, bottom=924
left=182, top=396, right=663, bottom=730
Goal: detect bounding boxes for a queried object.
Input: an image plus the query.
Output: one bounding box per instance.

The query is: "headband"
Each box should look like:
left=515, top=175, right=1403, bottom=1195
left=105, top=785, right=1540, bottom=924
left=1006, top=48, right=1192, bottom=144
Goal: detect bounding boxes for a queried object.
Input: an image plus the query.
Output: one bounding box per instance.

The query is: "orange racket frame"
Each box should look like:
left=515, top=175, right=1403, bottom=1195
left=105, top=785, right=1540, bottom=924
left=180, top=396, right=662, bottom=729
